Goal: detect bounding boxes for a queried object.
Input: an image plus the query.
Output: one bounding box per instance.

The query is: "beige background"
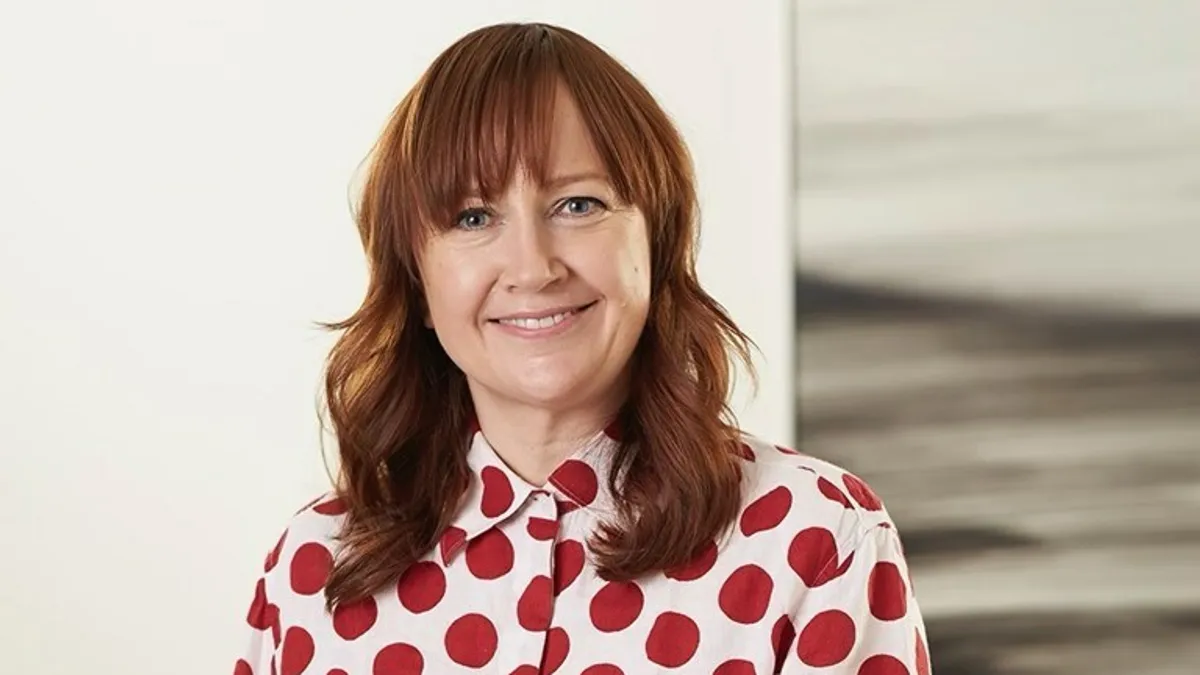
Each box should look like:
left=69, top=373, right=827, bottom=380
left=0, top=3, right=793, bottom=673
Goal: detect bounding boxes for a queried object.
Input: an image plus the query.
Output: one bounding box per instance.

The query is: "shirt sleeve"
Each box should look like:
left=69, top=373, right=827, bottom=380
left=233, top=574, right=279, bottom=675
left=780, top=523, right=932, bottom=674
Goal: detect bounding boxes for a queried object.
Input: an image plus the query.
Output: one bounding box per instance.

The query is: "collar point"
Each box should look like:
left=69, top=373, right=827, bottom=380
left=438, top=526, right=468, bottom=566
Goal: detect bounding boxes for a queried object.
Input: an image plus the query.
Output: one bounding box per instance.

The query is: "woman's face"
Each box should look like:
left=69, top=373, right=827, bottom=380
left=419, top=88, right=652, bottom=416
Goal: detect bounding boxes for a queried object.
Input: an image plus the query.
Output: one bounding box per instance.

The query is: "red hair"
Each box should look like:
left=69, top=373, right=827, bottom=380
left=320, top=22, right=754, bottom=608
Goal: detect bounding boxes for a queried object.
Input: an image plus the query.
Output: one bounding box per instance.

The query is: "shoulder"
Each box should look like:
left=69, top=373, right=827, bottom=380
left=257, top=492, right=348, bottom=595
left=732, top=432, right=900, bottom=552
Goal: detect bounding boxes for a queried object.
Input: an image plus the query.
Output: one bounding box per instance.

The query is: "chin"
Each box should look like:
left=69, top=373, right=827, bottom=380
left=509, top=378, right=590, bottom=409
left=474, top=358, right=624, bottom=411
left=502, top=363, right=613, bottom=409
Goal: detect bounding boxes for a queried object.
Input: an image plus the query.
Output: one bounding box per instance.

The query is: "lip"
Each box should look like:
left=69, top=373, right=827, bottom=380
left=488, top=300, right=598, bottom=338
left=490, top=301, right=597, bottom=322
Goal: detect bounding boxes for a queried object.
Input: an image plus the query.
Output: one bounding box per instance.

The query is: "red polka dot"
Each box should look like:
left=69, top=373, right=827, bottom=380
left=541, top=627, right=570, bottom=674
left=527, top=516, right=558, bottom=541
left=776, top=444, right=802, bottom=455
left=314, top=497, right=347, bottom=516
left=645, top=612, right=700, bottom=668
left=718, top=564, right=774, bottom=624
left=714, top=660, right=755, bottom=675
left=439, top=526, right=467, bottom=563
left=843, top=473, right=883, bottom=511
left=915, top=629, right=931, bottom=675
left=868, top=561, right=909, bottom=621
left=796, top=610, right=856, bottom=667
left=589, top=580, right=644, bottom=632
left=333, top=596, right=378, bottom=640
left=328, top=670, right=348, bottom=675
left=827, top=555, right=855, bottom=585
left=444, top=613, right=498, bottom=668
left=858, top=654, right=910, bottom=675
left=556, top=499, right=581, bottom=516
left=581, top=665, right=624, bottom=675
left=818, top=477, right=853, bottom=509
left=234, top=659, right=252, bottom=675
left=788, top=527, right=853, bottom=587
left=549, top=459, right=598, bottom=506
left=296, top=495, right=323, bottom=513
left=247, top=578, right=270, bottom=629
left=396, top=561, right=446, bottom=614
left=280, top=626, right=315, bottom=675
left=602, top=419, right=623, bottom=441
left=290, top=542, right=333, bottom=595
left=465, top=528, right=514, bottom=580
left=508, top=667, right=538, bottom=675
left=771, top=614, right=796, bottom=674
left=267, top=604, right=281, bottom=647
left=664, top=540, right=718, bottom=581
left=740, top=486, right=792, bottom=537
left=553, top=539, right=586, bottom=595
left=517, top=575, right=553, bottom=631
left=264, top=530, right=287, bottom=572
left=480, top=466, right=515, bottom=517
left=373, top=642, right=424, bottom=674
left=733, top=442, right=756, bottom=461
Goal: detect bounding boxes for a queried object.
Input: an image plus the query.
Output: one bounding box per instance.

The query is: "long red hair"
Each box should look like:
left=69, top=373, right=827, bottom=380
left=321, top=22, right=754, bottom=608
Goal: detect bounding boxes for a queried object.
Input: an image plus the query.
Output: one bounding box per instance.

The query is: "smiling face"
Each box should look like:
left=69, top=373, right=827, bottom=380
left=418, top=86, right=652, bottom=417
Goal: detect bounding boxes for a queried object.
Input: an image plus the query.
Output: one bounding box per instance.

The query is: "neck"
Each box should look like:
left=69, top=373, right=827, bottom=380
left=468, top=385, right=625, bottom=486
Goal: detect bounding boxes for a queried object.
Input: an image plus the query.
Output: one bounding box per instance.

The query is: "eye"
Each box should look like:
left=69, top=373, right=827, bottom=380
left=454, top=207, right=491, bottom=230
left=556, top=196, right=606, bottom=218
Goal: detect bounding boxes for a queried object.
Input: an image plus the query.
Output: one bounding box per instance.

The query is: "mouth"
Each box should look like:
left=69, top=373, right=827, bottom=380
left=489, top=301, right=598, bottom=331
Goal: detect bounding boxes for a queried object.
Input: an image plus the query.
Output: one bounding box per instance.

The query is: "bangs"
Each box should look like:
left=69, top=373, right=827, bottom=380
left=374, top=22, right=687, bottom=266
left=402, top=27, right=563, bottom=234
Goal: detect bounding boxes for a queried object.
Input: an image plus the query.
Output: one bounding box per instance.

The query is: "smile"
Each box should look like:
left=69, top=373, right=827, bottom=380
left=490, top=301, right=597, bottom=333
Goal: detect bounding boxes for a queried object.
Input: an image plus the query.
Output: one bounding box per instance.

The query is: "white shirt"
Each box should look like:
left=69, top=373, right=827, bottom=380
left=235, top=430, right=931, bottom=674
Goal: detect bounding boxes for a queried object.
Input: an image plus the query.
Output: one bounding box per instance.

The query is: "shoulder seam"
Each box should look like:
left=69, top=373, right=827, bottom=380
left=809, top=519, right=889, bottom=587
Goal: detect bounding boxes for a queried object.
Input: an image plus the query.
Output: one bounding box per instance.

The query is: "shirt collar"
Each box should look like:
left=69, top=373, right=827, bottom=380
left=438, top=422, right=622, bottom=565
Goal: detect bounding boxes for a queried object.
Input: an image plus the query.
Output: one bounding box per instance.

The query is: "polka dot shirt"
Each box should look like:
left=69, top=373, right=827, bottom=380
left=235, top=431, right=931, bottom=674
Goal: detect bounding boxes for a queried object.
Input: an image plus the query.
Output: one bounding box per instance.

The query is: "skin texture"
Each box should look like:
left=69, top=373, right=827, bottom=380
left=419, top=87, right=651, bottom=485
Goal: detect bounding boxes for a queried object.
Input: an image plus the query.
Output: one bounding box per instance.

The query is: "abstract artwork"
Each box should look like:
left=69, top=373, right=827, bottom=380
left=792, top=1, right=1200, bottom=673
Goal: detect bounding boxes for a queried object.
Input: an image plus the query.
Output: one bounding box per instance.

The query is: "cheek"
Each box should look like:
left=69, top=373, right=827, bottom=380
left=623, top=255, right=651, bottom=307
left=422, top=255, right=489, bottom=325
left=622, top=224, right=653, bottom=304
left=581, top=236, right=650, bottom=306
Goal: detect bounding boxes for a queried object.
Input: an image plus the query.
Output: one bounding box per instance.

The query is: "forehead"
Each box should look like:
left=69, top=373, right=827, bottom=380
left=542, top=86, right=605, bottom=175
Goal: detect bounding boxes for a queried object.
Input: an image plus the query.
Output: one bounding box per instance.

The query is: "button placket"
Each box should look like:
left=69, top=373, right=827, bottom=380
left=496, top=490, right=563, bottom=672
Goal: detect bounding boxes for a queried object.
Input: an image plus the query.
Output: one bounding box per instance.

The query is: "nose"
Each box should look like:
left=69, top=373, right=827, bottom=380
left=500, top=213, right=566, bottom=292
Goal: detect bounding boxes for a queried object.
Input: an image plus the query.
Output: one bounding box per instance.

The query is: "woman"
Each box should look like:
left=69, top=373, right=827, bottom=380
left=236, top=22, right=930, bottom=675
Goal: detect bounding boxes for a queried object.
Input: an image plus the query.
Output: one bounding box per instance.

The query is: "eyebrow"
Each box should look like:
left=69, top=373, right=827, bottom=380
left=542, top=171, right=610, bottom=190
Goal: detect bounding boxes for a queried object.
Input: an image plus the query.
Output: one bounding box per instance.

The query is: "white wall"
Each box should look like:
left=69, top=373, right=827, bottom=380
left=0, top=2, right=792, bottom=673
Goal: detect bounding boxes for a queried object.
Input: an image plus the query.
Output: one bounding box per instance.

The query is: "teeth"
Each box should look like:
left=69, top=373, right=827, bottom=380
left=499, top=310, right=575, bottom=330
